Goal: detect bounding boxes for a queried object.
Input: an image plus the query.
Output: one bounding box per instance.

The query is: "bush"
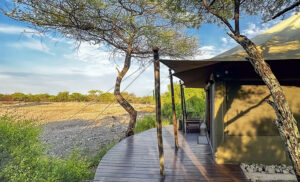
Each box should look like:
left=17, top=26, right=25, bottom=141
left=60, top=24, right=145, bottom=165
left=161, top=84, right=206, bottom=121
left=0, top=116, right=92, bottom=182
left=135, top=115, right=170, bottom=134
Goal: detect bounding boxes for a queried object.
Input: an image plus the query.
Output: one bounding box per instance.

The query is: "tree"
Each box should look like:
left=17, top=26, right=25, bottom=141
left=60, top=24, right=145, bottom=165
left=56, top=92, right=69, bottom=102
left=98, top=92, right=115, bottom=103
left=161, top=84, right=205, bottom=121
left=12, top=92, right=27, bottom=101
left=1, top=0, right=198, bottom=137
left=69, top=92, right=87, bottom=102
left=162, top=0, right=300, bottom=179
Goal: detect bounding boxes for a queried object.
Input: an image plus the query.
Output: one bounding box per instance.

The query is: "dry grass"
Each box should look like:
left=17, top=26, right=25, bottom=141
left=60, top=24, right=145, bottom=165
left=0, top=102, right=154, bottom=125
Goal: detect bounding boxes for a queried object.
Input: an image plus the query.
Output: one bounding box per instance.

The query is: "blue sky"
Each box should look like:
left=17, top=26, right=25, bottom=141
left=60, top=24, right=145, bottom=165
left=0, top=5, right=284, bottom=96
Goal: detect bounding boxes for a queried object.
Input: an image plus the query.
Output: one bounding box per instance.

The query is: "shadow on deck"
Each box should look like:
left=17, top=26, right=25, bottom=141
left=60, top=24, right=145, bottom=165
left=94, top=126, right=248, bottom=182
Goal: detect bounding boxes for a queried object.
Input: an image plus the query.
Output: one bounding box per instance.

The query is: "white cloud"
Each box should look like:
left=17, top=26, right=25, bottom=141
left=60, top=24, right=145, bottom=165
left=221, top=37, right=228, bottom=44
left=193, top=46, right=217, bottom=59
left=243, top=23, right=263, bottom=37
left=242, top=20, right=280, bottom=38
left=200, top=46, right=215, bottom=51
left=0, top=24, right=40, bottom=38
left=62, top=42, right=119, bottom=76
left=7, top=39, right=53, bottom=55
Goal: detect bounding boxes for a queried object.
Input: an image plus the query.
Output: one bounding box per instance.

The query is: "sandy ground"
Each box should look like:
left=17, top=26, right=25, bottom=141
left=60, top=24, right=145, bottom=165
left=0, top=102, right=154, bottom=158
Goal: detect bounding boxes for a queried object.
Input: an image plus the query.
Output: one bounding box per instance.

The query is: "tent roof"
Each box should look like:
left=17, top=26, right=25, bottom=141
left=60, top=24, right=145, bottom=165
left=213, top=13, right=300, bottom=61
left=161, top=13, right=300, bottom=87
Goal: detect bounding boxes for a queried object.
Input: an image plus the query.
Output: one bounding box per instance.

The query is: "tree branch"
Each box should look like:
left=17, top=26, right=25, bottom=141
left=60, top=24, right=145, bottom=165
left=117, top=0, right=143, bottom=15
left=202, top=0, right=235, bottom=34
left=272, top=1, right=300, bottom=20
left=234, top=0, right=240, bottom=35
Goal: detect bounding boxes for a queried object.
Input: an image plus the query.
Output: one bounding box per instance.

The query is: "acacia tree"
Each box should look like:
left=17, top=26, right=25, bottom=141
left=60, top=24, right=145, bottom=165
left=1, top=0, right=197, bottom=136
left=162, top=0, right=300, bottom=179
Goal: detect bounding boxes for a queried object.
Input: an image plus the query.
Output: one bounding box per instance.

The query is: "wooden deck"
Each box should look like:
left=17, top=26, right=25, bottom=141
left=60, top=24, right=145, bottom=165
left=94, top=126, right=248, bottom=182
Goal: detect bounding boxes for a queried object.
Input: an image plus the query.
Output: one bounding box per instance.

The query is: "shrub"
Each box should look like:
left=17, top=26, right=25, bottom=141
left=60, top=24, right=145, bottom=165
left=135, top=115, right=170, bottom=134
left=0, top=116, right=92, bottom=182
left=161, top=84, right=206, bottom=121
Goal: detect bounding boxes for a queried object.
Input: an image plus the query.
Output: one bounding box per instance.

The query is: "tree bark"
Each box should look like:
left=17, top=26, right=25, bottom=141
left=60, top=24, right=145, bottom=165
left=229, top=34, right=300, bottom=180
left=114, top=52, right=137, bottom=137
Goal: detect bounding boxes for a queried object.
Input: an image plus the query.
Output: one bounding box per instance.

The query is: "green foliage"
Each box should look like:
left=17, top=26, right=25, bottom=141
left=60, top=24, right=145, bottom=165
left=0, top=116, right=92, bottom=182
left=161, top=83, right=205, bottom=121
left=68, top=93, right=88, bottom=102
left=0, top=90, right=155, bottom=104
left=12, top=92, right=27, bottom=101
left=134, top=115, right=170, bottom=134
left=56, top=92, right=69, bottom=102
left=98, top=92, right=115, bottom=103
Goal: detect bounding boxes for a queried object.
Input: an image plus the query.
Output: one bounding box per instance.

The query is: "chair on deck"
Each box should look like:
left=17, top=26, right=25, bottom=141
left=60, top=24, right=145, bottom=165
left=185, top=112, right=204, bottom=133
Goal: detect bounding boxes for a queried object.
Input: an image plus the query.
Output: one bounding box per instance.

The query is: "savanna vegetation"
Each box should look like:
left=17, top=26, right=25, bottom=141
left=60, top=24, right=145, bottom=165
left=0, top=84, right=205, bottom=124
left=0, top=91, right=154, bottom=104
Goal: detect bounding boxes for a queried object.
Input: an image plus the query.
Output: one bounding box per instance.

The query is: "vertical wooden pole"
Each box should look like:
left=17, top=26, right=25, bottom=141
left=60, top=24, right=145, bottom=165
left=179, top=81, right=186, bottom=133
left=153, top=47, right=165, bottom=176
left=183, top=84, right=187, bottom=133
left=169, top=69, right=179, bottom=150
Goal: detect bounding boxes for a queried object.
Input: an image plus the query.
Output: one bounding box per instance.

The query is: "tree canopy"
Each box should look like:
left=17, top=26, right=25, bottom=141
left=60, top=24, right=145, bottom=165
left=2, top=0, right=198, bottom=57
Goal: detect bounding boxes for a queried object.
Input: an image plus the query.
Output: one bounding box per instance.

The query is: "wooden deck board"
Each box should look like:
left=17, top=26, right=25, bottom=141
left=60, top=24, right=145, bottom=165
left=94, top=126, right=248, bottom=182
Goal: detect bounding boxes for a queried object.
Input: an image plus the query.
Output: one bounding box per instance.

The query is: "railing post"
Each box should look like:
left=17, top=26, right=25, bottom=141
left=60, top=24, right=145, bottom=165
left=169, top=69, right=179, bottom=149
left=153, top=47, right=165, bottom=176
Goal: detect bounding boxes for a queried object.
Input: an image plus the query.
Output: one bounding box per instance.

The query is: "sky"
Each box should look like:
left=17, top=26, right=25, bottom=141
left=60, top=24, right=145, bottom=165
left=0, top=3, right=285, bottom=96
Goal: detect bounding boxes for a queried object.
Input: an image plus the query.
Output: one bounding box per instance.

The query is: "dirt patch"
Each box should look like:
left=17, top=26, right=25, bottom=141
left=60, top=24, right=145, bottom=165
left=40, top=112, right=153, bottom=158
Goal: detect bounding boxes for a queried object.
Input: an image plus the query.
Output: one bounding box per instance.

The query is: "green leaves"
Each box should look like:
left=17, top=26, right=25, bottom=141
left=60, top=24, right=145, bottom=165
left=0, top=117, right=92, bottom=182
left=161, top=84, right=206, bottom=121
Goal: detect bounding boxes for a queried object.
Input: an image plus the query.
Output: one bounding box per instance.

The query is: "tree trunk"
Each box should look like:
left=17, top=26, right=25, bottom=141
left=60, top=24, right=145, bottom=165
left=229, top=34, right=300, bottom=180
left=114, top=52, right=137, bottom=137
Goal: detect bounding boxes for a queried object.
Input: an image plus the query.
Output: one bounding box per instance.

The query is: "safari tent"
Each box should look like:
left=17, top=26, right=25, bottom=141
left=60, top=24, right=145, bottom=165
left=161, top=13, right=300, bottom=165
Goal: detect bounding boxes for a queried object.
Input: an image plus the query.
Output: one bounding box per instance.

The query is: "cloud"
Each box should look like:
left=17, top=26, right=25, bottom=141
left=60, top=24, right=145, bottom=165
left=0, top=24, right=38, bottom=38
left=62, top=42, right=129, bottom=77
left=0, top=70, right=116, bottom=94
left=243, top=23, right=263, bottom=37
left=192, top=46, right=218, bottom=59
left=0, top=66, right=159, bottom=96
left=242, top=20, right=280, bottom=38
left=7, top=39, right=53, bottom=55
left=221, top=37, right=228, bottom=44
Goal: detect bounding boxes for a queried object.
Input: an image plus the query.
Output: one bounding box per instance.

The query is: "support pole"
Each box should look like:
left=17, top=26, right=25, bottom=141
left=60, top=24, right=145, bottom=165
left=183, top=85, right=187, bottom=133
left=179, top=81, right=186, bottom=133
left=153, top=47, right=165, bottom=176
left=169, top=69, right=179, bottom=150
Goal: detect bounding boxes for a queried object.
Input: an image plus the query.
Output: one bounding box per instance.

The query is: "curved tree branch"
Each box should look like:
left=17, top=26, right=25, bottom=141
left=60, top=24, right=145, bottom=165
left=272, top=1, right=300, bottom=20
